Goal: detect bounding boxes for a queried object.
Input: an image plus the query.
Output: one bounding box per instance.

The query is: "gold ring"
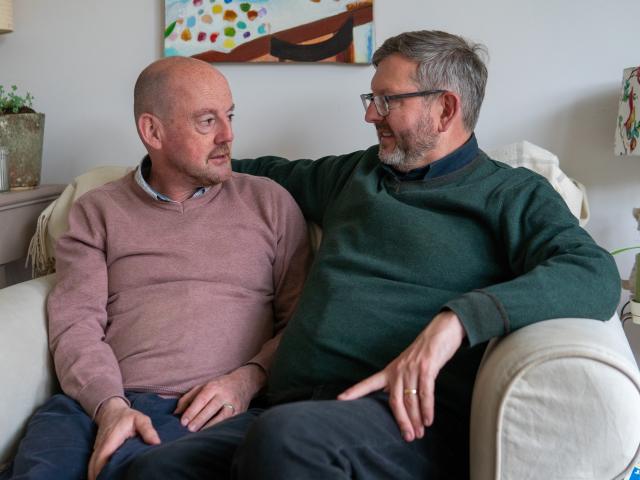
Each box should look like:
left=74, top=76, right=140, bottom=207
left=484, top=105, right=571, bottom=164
left=222, top=402, right=236, bottom=414
left=403, top=388, right=418, bottom=396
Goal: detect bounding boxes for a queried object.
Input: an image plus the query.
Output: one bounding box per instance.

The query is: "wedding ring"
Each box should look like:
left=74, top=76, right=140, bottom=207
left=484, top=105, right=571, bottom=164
left=222, top=402, right=236, bottom=414
left=403, top=388, right=418, bottom=396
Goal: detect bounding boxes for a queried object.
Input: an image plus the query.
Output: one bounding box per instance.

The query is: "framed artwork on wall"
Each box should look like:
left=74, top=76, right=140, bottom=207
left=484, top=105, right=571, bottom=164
left=164, top=0, right=374, bottom=64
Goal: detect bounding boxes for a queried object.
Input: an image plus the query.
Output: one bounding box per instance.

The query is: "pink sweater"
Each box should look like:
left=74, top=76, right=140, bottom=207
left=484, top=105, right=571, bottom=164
left=47, top=172, right=310, bottom=418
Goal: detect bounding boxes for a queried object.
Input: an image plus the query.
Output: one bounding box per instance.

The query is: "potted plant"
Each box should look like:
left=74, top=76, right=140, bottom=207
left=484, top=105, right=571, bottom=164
left=0, top=85, right=45, bottom=189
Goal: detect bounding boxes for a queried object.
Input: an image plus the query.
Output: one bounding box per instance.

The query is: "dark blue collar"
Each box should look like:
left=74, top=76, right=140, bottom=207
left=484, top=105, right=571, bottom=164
left=382, top=134, right=478, bottom=181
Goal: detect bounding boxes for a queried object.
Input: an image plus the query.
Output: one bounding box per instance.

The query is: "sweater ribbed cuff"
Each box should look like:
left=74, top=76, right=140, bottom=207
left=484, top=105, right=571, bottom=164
left=76, top=377, right=128, bottom=420
left=444, top=290, right=509, bottom=347
left=244, top=361, right=268, bottom=377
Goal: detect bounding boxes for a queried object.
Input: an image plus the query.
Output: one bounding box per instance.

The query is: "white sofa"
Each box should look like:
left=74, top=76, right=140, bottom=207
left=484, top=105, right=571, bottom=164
left=2, top=152, right=640, bottom=479
left=2, top=275, right=639, bottom=479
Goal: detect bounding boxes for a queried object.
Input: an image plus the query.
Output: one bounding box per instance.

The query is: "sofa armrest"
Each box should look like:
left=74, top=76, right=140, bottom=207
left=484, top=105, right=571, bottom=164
left=470, top=316, right=640, bottom=480
left=0, top=274, right=59, bottom=465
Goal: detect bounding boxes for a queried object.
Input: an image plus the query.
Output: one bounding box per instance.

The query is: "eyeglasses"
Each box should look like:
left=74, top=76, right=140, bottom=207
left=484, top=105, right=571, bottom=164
left=360, top=90, right=446, bottom=117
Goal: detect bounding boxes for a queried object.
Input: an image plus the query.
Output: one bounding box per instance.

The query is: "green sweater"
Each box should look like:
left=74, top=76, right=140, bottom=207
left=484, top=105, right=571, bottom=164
left=233, top=146, right=620, bottom=415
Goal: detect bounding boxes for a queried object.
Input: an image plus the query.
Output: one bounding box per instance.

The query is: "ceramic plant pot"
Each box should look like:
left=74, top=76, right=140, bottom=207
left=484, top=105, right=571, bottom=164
left=0, top=113, right=45, bottom=189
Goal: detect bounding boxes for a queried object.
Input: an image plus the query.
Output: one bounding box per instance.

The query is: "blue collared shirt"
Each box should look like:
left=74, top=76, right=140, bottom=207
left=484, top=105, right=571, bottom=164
left=382, top=134, right=479, bottom=182
left=135, top=156, right=208, bottom=202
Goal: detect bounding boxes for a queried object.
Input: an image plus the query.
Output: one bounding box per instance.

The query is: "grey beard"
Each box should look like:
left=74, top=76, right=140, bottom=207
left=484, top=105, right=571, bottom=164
left=378, top=145, right=406, bottom=168
left=376, top=111, right=439, bottom=171
left=378, top=136, right=437, bottom=171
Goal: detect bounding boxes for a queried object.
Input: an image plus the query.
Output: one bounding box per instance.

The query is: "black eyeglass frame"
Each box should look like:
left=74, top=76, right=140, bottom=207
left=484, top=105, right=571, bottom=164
left=360, top=89, right=446, bottom=117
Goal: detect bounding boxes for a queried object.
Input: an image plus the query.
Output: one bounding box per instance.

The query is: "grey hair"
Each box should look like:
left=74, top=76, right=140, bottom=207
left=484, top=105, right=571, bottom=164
left=372, top=30, right=488, bottom=132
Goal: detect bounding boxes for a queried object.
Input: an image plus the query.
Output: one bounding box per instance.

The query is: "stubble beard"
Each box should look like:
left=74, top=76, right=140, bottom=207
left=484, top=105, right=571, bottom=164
left=176, top=144, right=232, bottom=186
left=378, top=114, right=439, bottom=171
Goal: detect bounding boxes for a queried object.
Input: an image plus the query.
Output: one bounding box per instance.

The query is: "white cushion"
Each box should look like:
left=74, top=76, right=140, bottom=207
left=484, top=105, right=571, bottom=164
left=487, top=141, right=590, bottom=226
left=0, top=275, right=57, bottom=465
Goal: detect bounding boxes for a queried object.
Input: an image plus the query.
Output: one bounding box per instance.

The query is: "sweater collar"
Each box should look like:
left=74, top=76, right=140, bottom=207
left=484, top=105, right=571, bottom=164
left=381, top=134, right=478, bottom=182
left=135, top=155, right=209, bottom=203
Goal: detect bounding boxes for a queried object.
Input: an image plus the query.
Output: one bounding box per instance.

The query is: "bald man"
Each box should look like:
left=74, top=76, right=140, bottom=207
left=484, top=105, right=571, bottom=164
left=1, top=57, right=310, bottom=480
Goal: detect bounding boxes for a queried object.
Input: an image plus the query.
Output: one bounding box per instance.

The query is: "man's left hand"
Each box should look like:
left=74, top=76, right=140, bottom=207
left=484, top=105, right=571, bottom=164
left=338, top=310, right=466, bottom=442
left=174, top=363, right=266, bottom=432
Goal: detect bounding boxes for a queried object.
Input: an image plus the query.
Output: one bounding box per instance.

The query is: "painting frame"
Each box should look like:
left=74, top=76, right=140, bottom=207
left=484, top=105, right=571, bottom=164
left=164, top=0, right=375, bottom=64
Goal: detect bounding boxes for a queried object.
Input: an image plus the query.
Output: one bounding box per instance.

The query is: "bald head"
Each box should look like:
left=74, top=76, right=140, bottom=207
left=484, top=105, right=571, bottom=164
left=133, top=56, right=235, bottom=197
left=133, top=56, right=228, bottom=123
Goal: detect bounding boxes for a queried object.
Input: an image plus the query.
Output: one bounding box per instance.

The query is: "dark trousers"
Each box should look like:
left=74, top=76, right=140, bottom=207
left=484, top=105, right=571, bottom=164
left=125, top=408, right=264, bottom=479
left=1, top=392, right=191, bottom=480
left=126, top=392, right=469, bottom=480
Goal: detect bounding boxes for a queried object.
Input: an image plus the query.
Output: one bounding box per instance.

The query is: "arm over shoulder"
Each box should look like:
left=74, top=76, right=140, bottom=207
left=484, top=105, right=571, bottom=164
left=232, top=148, right=370, bottom=225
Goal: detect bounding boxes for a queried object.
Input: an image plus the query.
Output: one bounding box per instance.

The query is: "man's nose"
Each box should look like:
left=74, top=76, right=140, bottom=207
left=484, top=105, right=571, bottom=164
left=364, top=101, right=383, bottom=124
left=216, top=117, right=234, bottom=144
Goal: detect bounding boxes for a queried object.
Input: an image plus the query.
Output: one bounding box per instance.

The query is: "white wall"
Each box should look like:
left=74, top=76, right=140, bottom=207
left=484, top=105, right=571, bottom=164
left=2, top=0, right=640, bottom=353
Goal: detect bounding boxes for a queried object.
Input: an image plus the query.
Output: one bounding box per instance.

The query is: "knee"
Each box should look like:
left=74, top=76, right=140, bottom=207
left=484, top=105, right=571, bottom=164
left=232, top=405, right=299, bottom=478
left=242, top=403, right=312, bottom=455
left=234, top=402, right=331, bottom=472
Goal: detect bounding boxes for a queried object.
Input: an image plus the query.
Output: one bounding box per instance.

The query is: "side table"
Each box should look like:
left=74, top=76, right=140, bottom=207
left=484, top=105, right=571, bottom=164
left=0, top=184, right=65, bottom=288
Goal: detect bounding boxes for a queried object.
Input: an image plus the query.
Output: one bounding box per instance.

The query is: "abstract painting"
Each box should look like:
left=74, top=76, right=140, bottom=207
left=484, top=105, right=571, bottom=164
left=615, top=66, right=640, bottom=156
left=164, top=0, right=374, bottom=64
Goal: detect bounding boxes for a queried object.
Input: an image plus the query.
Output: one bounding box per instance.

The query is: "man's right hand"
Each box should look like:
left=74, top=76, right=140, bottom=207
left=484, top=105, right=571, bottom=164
left=88, top=397, right=161, bottom=480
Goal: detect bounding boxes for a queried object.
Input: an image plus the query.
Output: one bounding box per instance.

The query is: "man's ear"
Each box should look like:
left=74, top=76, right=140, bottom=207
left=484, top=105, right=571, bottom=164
left=137, top=113, right=163, bottom=150
left=437, top=91, right=461, bottom=133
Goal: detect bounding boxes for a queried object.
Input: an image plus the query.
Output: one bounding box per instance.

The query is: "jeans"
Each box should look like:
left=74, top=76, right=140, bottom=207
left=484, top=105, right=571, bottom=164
left=1, top=392, right=191, bottom=480
left=126, top=392, right=469, bottom=480
left=125, top=408, right=264, bottom=479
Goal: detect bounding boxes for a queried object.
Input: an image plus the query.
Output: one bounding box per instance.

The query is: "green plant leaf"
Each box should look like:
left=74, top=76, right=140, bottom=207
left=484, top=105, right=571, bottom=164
left=611, top=246, right=640, bottom=255
left=0, top=84, right=36, bottom=113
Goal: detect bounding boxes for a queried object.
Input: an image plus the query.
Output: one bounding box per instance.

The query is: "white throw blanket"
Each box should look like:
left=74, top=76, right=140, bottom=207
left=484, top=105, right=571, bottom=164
left=27, top=166, right=131, bottom=275
left=487, top=141, right=589, bottom=226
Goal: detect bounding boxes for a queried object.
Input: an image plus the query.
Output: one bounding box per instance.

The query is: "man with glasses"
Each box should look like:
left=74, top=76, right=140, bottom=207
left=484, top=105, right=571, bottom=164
left=128, top=30, right=619, bottom=479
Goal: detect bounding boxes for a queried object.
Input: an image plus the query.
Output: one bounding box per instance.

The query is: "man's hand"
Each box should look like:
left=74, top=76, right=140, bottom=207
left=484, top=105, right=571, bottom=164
left=88, top=397, right=160, bottom=480
left=338, top=310, right=466, bottom=442
left=175, top=363, right=266, bottom=432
